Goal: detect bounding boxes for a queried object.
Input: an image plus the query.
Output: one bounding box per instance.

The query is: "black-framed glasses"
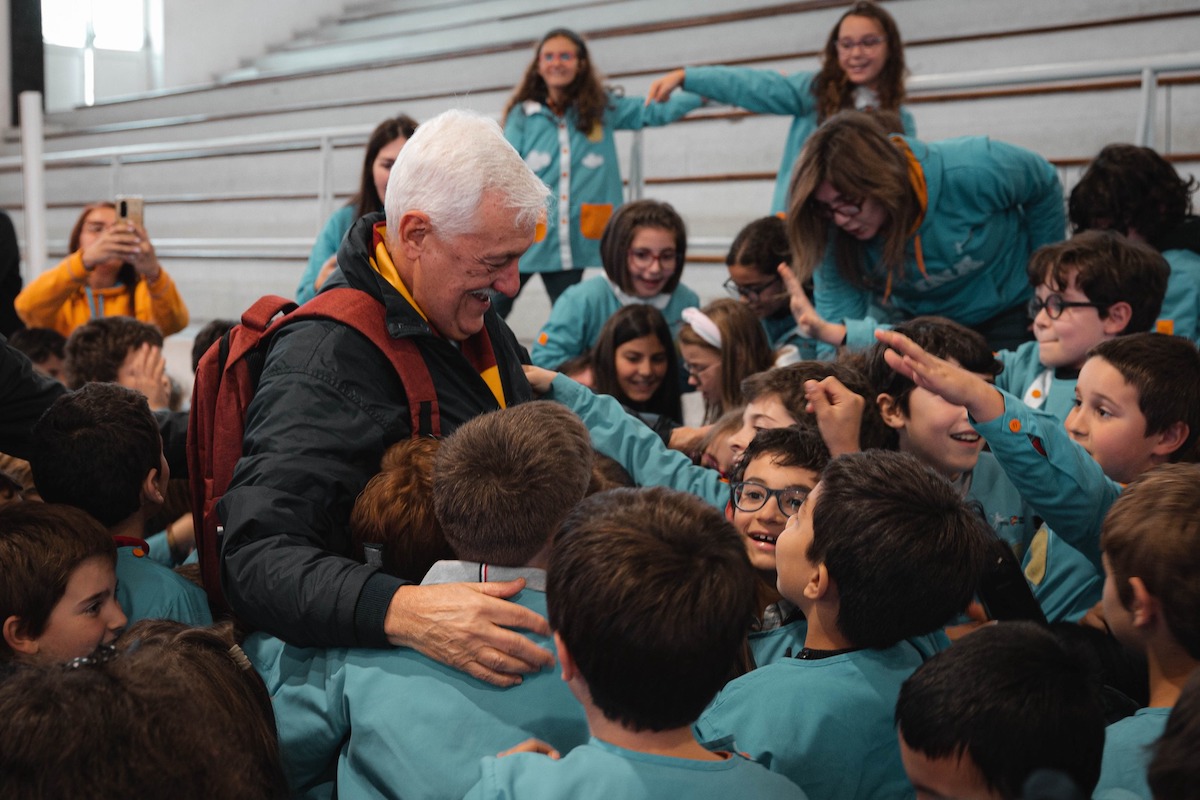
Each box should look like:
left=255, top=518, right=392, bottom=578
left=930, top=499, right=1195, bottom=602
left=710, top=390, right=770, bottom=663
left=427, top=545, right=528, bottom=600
left=628, top=248, right=677, bottom=270
left=723, top=275, right=782, bottom=301
left=1027, top=293, right=1105, bottom=320
left=731, top=481, right=809, bottom=516
left=815, top=197, right=862, bottom=220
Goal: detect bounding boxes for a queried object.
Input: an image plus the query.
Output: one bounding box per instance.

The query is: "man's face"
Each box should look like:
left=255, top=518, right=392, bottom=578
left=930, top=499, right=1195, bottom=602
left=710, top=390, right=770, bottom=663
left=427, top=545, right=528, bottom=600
left=403, top=194, right=534, bottom=341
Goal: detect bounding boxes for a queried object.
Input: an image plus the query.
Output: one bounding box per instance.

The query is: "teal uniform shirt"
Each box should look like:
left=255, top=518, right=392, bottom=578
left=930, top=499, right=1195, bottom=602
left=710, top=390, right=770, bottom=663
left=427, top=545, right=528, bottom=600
left=826, top=136, right=1065, bottom=353
left=762, top=311, right=822, bottom=362
left=695, top=642, right=923, bottom=800
left=995, top=340, right=1079, bottom=425
left=505, top=90, right=702, bottom=276
left=682, top=67, right=916, bottom=215
left=115, top=545, right=212, bottom=626
left=1159, top=247, right=1200, bottom=341
left=246, top=565, right=588, bottom=800
left=297, top=204, right=356, bottom=304
left=466, top=737, right=808, bottom=800
left=531, top=276, right=699, bottom=369
left=1095, top=708, right=1170, bottom=800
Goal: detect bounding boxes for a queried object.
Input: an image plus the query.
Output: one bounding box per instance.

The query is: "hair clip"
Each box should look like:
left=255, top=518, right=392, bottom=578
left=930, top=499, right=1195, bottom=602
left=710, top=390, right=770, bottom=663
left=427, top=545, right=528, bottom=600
left=227, top=643, right=253, bottom=672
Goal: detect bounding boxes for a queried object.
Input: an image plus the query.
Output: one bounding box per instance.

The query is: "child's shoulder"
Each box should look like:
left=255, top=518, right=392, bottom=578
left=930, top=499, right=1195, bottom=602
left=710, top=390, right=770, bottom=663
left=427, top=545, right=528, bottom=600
left=115, top=547, right=213, bottom=625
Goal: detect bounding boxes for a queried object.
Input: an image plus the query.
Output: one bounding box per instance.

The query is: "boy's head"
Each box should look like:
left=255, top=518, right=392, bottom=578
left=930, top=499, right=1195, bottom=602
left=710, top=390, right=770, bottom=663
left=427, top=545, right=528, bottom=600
left=728, top=359, right=889, bottom=456
left=548, top=487, right=754, bottom=732
left=0, top=503, right=125, bottom=663
left=350, top=437, right=452, bottom=582
left=63, top=316, right=163, bottom=389
left=8, top=327, right=67, bottom=383
left=1067, top=334, right=1200, bottom=483
left=587, top=451, right=634, bottom=495
left=895, top=621, right=1106, bottom=800
left=1026, top=230, right=1169, bottom=368
left=190, top=318, right=235, bottom=373
left=727, top=426, right=830, bottom=578
left=1068, top=143, right=1195, bottom=248
left=434, top=402, right=592, bottom=567
left=777, top=450, right=991, bottom=648
left=864, top=317, right=1002, bottom=480
left=1100, top=463, right=1200, bottom=659
left=30, top=382, right=166, bottom=527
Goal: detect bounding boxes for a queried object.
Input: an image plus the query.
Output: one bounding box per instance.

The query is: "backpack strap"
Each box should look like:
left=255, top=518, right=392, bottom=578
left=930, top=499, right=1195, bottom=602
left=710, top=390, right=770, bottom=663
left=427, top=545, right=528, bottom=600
left=282, top=289, right=440, bottom=437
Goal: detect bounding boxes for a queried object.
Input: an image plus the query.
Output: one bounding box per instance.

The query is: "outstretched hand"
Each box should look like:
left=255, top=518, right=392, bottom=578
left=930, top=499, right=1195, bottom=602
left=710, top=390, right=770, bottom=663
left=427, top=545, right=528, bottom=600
left=804, top=377, right=864, bottom=456
left=645, top=68, right=686, bottom=105
left=778, top=264, right=845, bottom=346
left=522, top=364, right=559, bottom=395
left=385, top=580, right=555, bottom=687
left=874, top=329, right=1005, bottom=423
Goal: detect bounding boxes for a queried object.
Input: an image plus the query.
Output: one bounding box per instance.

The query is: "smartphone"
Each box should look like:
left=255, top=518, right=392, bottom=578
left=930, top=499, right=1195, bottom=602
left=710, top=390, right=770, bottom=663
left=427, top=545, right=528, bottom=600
left=978, top=537, right=1047, bottom=624
left=115, top=194, right=144, bottom=228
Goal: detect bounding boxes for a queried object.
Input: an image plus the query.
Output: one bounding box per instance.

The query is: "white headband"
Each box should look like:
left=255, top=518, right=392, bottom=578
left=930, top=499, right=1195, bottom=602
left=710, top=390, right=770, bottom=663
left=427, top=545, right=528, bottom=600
left=681, top=307, right=721, bottom=349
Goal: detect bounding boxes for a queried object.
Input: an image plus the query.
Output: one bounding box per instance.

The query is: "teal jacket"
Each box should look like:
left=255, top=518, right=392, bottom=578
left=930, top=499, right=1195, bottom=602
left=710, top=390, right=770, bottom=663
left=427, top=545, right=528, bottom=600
left=1160, top=247, right=1200, bottom=341
left=531, top=276, right=699, bottom=369
left=245, top=564, right=588, bottom=800
left=297, top=204, right=356, bottom=304
left=116, top=546, right=212, bottom=627
left=505, top=90, right=702, bottom=275
left=824, top=136, right=1065, bottom=352
left=1095, top=708, right=1170, bottom=800
left=995, top=340, right=1078, bottom=425
left=682, top=67, right=916, bottom=214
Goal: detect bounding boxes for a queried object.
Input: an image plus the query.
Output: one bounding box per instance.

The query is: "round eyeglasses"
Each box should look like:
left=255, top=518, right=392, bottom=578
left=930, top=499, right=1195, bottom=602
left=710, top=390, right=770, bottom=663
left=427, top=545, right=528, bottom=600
left=815, top=197, right=863, bottom=220
left=628, top=248, right=677, bottom=271
left=1027, top=294, right=1104, bottom=320
left=731, top=481, right=809, bottom=517
left=835, top=35, right=885, bottom=52
left=723, top=275, right=782, bottom=301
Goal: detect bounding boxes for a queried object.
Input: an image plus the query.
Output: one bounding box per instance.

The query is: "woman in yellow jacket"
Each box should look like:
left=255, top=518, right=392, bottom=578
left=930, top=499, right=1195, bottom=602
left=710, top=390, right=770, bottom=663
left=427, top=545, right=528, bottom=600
left=16, top=202, right=188, bottom=337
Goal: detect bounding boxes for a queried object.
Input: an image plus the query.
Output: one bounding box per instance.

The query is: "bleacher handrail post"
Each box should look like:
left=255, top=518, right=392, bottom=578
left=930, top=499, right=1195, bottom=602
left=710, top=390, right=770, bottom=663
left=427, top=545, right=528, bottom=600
left=19, top=91, right=47, bottom=279
left=317, top=134, right=335, bottom=226
left=1136, top=67, right=1158, bottom=148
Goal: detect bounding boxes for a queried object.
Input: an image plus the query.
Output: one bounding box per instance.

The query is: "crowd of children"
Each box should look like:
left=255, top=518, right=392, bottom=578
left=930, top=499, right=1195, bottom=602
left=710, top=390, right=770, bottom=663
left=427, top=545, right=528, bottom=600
left=3, top=1, right=1200, bottom=798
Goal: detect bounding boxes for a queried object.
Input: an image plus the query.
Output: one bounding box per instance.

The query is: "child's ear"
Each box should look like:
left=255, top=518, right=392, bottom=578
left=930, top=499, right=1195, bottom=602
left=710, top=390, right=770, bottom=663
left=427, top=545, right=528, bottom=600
left=553, top=631, right=575, bottom=683
left=1149, top=420, right=1190, bottom=460
left=804, top=562, right=834, bottom=602
left=1100, top=301, right=1133, bottom=336
left=140, top=467, right=165, bottom=506
left=2, top=615, right=38, bottom=656
left=1127, top=577, right=1160, bottom=628
left=876, top=393, right=906, bottom=430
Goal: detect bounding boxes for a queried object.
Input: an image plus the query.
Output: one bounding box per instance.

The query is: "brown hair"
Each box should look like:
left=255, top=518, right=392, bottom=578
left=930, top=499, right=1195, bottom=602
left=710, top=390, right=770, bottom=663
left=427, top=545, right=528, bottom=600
left=591, top=304, right=682, bottom=422
left=677, top=298, right=772, bottom=423
left=352, top=113, right=419, bottom=219
left=63, top=315, right=163, bottom=389
left=599, top=199, right=687, bottom=295
left=503, top=28, right=609, bottom=135
left=1027, top=230, right=1169, bottom=334
left=434, top=403, right=593, bottom=566
left=813, top=1, right=908, bottom=122
left=1101, top=463, right=1200, bottom=659
left=787, top=110, right=916, bottom=286
left=0, top=503, right=116, bottom=661
left=349, top=437, right=451, bottom=582
left=549, top=487, right=755, bottom=731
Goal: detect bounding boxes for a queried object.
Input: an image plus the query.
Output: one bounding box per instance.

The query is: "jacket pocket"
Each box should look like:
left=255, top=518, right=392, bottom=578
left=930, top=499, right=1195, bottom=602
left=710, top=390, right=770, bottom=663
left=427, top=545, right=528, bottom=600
left=579, top=203, right=613, bottom=240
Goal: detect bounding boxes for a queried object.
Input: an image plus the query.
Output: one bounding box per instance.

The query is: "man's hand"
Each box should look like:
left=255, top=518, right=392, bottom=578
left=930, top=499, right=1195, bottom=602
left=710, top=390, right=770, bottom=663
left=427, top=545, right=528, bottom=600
left=804, top=377, right=864, bottom=456
left=875, top=330, right=1005, bottom=424
left=118, top=342, right=171, bottom=410
left=645, top=68, right=685, bottom=104
left=778, top=264, right=845, bottom=345
left=522, top=364, right=558, bottom=395
left=385, top=580, right=555, bottom=687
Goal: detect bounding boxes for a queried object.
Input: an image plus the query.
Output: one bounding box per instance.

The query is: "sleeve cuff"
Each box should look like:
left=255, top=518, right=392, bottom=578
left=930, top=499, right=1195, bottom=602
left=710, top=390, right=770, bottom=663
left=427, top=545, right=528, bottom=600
left=353, top=571, right=408, bottom=647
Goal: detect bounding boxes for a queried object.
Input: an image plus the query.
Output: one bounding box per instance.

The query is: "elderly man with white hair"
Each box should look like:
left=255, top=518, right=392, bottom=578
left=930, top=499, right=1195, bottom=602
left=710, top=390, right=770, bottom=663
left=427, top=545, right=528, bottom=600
left=220, top=109, right=554, bottom=685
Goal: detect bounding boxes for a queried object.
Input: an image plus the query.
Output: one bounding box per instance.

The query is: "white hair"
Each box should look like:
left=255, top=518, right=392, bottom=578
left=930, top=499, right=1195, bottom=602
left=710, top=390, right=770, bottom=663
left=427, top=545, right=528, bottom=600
left=384, top=108, right=550, bottom=242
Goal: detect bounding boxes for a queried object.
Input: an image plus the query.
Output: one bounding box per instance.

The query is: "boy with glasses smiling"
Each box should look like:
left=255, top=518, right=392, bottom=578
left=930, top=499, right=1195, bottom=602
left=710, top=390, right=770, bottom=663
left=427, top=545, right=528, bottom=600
left=994, top=231, right=1168, bottom=423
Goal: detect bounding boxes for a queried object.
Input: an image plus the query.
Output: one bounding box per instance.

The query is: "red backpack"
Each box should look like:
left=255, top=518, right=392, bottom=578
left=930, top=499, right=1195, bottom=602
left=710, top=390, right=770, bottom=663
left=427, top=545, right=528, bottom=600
left=187, top=288, right=440, bottom=615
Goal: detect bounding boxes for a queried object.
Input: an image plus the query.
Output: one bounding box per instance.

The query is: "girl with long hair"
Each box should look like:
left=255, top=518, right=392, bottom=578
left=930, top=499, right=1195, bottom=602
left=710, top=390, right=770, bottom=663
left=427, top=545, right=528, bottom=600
left=677, top=298, right=773, bottom=424
left=591, top=303, right=683, bottom=425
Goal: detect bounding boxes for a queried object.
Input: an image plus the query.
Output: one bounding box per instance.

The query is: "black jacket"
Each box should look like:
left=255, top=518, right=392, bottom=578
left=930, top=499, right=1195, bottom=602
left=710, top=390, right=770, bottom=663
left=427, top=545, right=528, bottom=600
left=219, top=214, right=532, bottom=647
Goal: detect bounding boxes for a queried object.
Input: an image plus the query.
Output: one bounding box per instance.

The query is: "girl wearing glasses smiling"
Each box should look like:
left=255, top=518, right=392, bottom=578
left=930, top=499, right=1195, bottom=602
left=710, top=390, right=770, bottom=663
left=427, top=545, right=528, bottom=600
left=531, top=199, right=699, bottom=371
left=497, top=28, right=702, bottom=319
left=646, top=1, right=913, bottom=215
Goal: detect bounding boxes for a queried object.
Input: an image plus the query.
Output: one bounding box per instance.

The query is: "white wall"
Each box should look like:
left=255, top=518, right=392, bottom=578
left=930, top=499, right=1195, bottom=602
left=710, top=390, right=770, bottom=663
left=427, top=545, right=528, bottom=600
left=159, top=0, right=348, bottom=89
left=0, top=0, right=9, bottom=127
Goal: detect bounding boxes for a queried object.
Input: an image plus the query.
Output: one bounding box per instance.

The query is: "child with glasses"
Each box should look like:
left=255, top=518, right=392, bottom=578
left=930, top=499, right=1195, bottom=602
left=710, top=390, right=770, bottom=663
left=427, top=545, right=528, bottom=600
left=678, top=298, right=773, bottom=424
left=497, top=28, right=702, bottom=319
left=994, top=231, right=1169, bottom=424
left=723, top=216, right=821, bottom=364
left=531, top=199, right=699, bottom=371
left=647, top=1, right=913, bottom=216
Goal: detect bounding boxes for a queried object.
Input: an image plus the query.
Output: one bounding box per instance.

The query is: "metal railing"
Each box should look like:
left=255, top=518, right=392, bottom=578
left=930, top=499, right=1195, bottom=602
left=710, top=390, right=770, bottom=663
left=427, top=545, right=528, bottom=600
left=10, top=50, right=1200, bottom=278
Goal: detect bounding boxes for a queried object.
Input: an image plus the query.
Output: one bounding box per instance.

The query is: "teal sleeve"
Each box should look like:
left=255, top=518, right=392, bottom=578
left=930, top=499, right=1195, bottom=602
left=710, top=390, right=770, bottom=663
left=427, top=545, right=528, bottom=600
left=503, top=104, right=527, bottom=153
left=531, top=287, right=589, bottom=369
left=1161, top=248, right=1200, bottom=341
left=813, top=253, right=876, bottom=357
left=298, top=206, right=354, bottom=304
left=972, top=390, right=1119, bottom=572
left=274, top=648, right=351, bottom=795
left=684, top=67, right=816, bottom=117
left=143, top=529, right=176, bottom=567
left=977, top=140, right=1065, bottom=252
left=900, top=107, right=917, bottom=136
left=606, top=91, right=703, bottom=129
left=546, top=374, right=727, bottom=508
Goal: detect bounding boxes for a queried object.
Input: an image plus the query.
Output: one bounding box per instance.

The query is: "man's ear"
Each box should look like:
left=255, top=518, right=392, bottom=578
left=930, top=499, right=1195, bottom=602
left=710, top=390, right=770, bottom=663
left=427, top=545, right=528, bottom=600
left=397, top=211, right=432, bottom=261
left=1150, top=421, right=1189, bottom=460
left=3, top=615, right=38, bottom=656
left=141, top=468, right=164, bottom=507
left=1101, top=301, right=1133, bottom=336
left=876, top=393, right=906, bottom=430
